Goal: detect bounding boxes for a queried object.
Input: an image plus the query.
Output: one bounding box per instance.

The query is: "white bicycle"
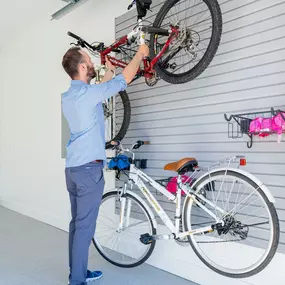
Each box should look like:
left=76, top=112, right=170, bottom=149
left=93, top=140, right=279, bottom=278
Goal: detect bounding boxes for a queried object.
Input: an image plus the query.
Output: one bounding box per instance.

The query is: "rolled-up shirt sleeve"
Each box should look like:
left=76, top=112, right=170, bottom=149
left=86, top=74, right=127, bottom=105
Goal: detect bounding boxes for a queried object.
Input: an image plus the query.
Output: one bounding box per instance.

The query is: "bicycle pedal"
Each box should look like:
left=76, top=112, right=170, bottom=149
left=140, top=233, right=153, bottom=245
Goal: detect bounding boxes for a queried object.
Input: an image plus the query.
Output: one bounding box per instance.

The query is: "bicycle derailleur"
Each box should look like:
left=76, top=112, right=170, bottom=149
left=212, top=216, right=249, bottom=240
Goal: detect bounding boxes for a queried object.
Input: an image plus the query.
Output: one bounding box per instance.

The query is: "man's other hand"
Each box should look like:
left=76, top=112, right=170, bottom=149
left=138, top=44, right=150, bottom=58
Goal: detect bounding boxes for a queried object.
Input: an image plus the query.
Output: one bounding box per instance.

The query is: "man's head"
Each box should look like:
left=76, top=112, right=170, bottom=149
left=62, top=47, right=96, bottom=82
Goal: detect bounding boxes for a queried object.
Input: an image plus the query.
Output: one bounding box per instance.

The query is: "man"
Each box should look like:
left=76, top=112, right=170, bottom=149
left=61, top=44, right=149, bottom=285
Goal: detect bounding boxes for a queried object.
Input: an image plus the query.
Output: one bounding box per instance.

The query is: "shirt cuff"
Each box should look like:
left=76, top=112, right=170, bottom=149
left=114, top=74, right=128, bottom=91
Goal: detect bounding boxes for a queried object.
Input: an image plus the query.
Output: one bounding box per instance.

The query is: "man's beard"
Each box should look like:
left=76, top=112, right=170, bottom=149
left=87, top=65, right=96, bottom=80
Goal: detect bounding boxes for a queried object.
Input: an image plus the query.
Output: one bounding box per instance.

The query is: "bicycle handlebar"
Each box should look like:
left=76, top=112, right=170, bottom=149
left=111, top=140, right=150, bottom=150
left=67, top=31, right=100, bottom=51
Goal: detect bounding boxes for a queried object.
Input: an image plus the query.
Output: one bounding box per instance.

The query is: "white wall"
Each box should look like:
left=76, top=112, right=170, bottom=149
left=0, top=0, right=130, bottom=230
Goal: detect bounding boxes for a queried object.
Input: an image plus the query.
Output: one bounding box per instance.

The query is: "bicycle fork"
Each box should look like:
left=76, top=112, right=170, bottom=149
left=117, top=183, right=132, bottom=232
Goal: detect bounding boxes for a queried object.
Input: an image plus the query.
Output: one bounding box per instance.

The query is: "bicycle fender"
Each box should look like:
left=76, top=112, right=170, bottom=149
left=189, top=167, right=276, bottom=203
left=127, top=190, right=158, bottom=228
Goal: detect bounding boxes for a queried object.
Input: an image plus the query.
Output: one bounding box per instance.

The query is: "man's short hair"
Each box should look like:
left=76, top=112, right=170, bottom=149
left=62, top=47, right=84, bottom=79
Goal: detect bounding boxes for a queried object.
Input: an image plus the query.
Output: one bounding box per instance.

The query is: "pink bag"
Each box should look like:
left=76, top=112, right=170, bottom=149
left=249, top=112, right=285, bottom=142
left=249, top=118, right=263, bottom=134
left=166, top=175, right=192, bottom=195
left=272, top=112, right=285, bottom=143
left=260, top=118, right=273, bottom=137
left=249, top=117, right=272, bottom=137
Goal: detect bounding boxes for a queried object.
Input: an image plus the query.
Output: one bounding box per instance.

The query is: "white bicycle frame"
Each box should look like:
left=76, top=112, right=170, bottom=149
left=126, top=0, right=146, bottom=45
left=118, top=161, right=227, bottom=240
left=127, top=18, right=146, bottom=46
left=113, top=141, right=276, bottom=241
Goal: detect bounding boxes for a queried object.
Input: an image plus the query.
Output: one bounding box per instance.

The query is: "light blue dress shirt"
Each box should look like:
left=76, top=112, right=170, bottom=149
left=61, top=74, right=127, bottom=168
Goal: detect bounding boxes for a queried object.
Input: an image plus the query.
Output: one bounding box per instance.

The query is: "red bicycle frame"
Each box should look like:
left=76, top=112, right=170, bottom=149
left=100, top=26, right=179, bottom=80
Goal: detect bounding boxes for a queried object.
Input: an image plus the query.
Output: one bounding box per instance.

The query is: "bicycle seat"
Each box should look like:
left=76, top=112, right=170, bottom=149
left=164, top=158, right=198, bottom=174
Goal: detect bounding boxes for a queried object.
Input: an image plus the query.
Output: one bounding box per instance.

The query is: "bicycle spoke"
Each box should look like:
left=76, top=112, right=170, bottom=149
left=225, top=179, right=235, bottom=212
left=124, top=220, right=151, bottom=230
left=226, top=189, right=259, bottom=217
left=97, top=216, right=117, bottom=227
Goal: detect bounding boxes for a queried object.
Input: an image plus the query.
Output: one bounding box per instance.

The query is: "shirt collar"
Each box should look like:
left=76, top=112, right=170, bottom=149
left=71, top=80, right=87, bottom=85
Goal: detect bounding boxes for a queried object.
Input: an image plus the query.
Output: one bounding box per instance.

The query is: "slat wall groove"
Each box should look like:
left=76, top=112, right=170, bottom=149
left=128, top=81, right=285, bottom=104
left=127, top=70, right=285, bottom=95
left=115, top=0, right=285, bottom=253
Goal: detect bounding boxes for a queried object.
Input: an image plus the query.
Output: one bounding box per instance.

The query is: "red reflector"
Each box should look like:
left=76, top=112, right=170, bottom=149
left=240, top=158, right=246, bottom=166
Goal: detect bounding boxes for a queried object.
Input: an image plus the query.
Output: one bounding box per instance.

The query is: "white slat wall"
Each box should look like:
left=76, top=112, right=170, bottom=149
left=115, top=0, right=285, bottom=253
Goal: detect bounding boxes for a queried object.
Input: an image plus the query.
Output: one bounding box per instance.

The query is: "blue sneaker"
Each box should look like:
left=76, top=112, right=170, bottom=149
left=68, top=270, right=103, bottom=284
left=86, top=270, right=103, bottom=282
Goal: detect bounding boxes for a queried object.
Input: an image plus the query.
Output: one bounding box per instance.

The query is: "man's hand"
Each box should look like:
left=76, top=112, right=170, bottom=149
left=105, top=56, right=115, bottom=72
left=100, top=56, right=115, bottom=83
left=138, top=44, right=150, bottom=58
left=122, top=44, right=150, bottom=84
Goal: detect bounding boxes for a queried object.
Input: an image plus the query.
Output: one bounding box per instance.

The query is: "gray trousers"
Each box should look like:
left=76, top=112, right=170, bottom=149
left=65, top=161, right=105, bottom=285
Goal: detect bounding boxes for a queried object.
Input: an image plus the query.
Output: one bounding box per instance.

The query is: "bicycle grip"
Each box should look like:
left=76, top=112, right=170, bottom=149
left=67, top=31, right=81, bottom=41
left=143, top=141, right=150, bottom=145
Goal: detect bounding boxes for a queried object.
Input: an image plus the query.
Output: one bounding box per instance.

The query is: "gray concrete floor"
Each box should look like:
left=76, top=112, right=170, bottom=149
left=0, top=206, right=197, bottom=285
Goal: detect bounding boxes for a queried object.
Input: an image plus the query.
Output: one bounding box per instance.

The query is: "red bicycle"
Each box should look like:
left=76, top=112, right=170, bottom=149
left=67, top=0, right=222, bottom=148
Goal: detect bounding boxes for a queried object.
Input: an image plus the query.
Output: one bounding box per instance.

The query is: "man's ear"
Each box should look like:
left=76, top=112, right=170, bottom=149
left=79, top=62, right=87, bottom=72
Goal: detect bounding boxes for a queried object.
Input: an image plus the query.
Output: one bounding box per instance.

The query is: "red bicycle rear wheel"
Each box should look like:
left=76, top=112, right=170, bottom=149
left=149, top=0, right=222, bottom=84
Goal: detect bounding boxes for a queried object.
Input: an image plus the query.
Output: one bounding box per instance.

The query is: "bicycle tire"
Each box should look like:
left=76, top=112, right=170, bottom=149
left=92, top=191, right=156, bottom=268
left=182, top=170, right=280, bottom=278
left=149, top=0, right=222, bottom=84
left=105, top=90, right=131, bottom=149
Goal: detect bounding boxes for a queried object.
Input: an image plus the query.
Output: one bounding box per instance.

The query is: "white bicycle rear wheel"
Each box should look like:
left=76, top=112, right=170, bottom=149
left=183, top=170, right=279, bottom=278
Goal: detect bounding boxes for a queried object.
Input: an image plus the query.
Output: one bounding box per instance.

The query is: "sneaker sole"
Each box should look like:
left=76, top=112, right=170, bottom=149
left=86, top=274, right=103, bottom=282
left=68, top=274, right=103, bottom=284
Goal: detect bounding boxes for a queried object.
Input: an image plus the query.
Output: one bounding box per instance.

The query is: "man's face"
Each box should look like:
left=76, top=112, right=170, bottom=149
left=80, top=51, right=96, bottom=80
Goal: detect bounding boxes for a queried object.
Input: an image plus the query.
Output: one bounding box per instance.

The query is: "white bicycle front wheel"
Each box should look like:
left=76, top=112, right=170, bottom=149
left=183, top=170, right=279, bottom=278
left=93, top=190, right=156, bottom=268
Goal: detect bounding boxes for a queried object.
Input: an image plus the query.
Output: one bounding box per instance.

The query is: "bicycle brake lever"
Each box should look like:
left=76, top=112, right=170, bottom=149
left=70, top=42, right=79, bottom=47
left=127, top=0, right=136, bottom=10
left=132, top=140, right=143, bottom=149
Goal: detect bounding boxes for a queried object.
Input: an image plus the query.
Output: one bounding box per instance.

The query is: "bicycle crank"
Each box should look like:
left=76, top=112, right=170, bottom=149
left=145, top=70, right=159, bottom=87
left=140, top=233, right=175, bottom=244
